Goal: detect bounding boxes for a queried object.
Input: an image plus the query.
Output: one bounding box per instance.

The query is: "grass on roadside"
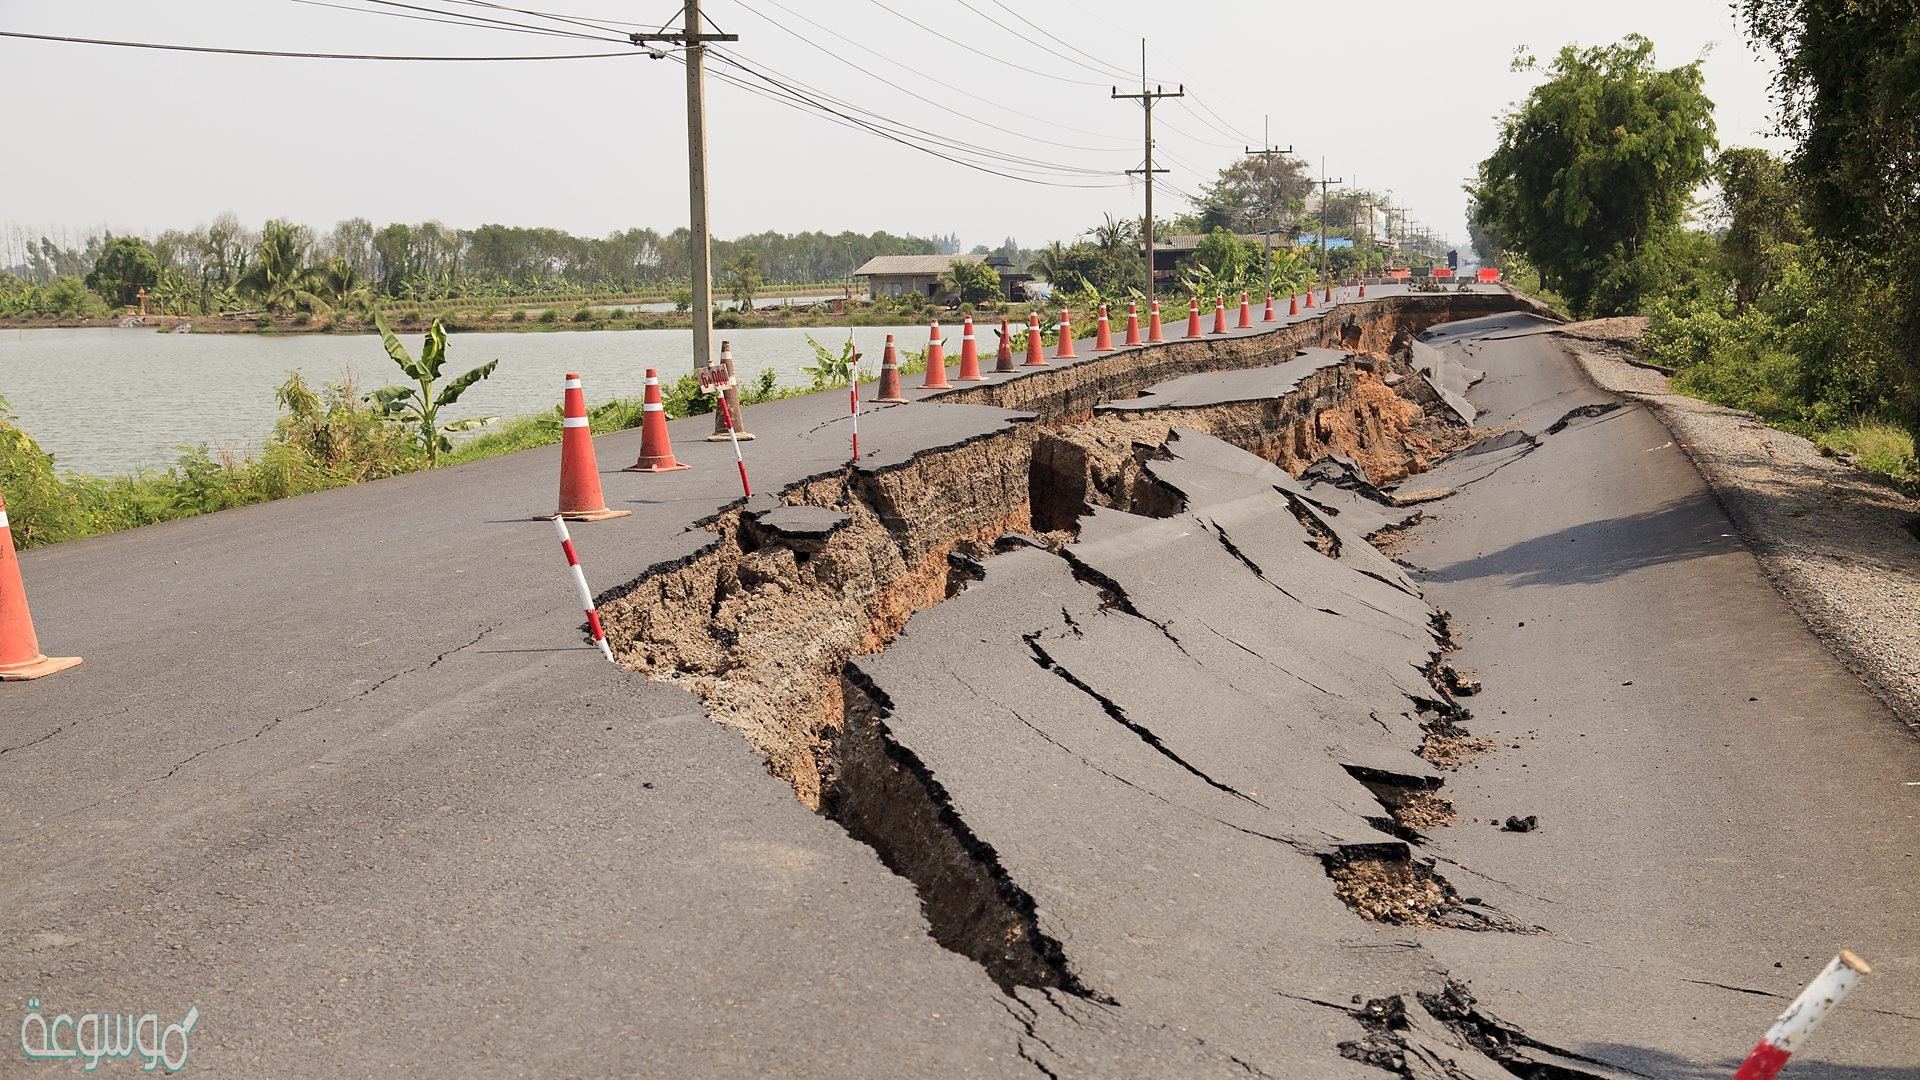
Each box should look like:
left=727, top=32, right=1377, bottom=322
left=1815, top=421, right=1917, bottom=487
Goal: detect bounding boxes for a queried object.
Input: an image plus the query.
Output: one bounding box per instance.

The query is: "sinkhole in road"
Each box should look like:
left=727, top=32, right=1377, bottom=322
left=595, top=298, right=1539, bottom=995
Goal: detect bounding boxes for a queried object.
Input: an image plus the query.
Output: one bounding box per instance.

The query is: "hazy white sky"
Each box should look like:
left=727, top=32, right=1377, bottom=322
left=1, top=1, right=1786, bottom=252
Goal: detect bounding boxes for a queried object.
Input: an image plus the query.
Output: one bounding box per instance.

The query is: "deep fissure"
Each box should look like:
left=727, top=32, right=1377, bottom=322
left=595, top=296, right=1544, bottom=994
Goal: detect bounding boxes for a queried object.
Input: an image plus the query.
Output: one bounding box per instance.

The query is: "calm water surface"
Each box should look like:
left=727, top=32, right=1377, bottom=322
left=0, top=323, right=921, bottom=476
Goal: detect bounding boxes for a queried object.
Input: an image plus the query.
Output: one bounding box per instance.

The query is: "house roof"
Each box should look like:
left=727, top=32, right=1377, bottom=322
left=853, top=253, right=986, bottom=277
left=1148, top=233, right=1275, bottom=253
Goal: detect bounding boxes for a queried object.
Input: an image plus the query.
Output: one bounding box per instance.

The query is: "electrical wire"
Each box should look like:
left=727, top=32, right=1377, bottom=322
left=708, top=47, right=1120, bottom=177
left=859, top=0, right=1107, bottom=88
left=285, top=0, right=601, bottom=39
left=0, top=29, right=639, bottom=60
left=440, top=0, right=631, bottom=38
left=735, top=0, right=1134, bottom=152
left=353, top=0, right=625, bottom=42
left=692, top=52, right=1129, bottom=188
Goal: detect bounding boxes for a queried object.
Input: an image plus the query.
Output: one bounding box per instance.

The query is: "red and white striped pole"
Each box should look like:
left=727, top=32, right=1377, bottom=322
left=1731, top=951, right=1870, bottom=1080
left=716, top=393, right=751, bottom=498
left=552, top=516, right=614, bottom=663
left=850, top=369, right=860, bottom=463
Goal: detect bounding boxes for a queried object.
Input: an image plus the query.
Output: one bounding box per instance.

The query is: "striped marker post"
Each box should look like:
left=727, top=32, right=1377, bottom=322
left=717, top=395, right=751, bottom=497
left=552, top=516, right=614, bottom=663
left=850, top=369, right=860, bottom=463
left=697, top=364, right=752, bottom=497
left=1731, top=951, right=1870, bottom=1080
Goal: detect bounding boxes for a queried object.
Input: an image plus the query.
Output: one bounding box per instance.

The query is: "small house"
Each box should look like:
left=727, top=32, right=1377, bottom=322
left=855, top=253, right=1027, bottom=303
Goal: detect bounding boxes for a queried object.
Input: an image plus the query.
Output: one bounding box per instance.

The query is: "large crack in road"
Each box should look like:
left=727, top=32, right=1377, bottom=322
left=591, top=301, right=1636, bottom=1077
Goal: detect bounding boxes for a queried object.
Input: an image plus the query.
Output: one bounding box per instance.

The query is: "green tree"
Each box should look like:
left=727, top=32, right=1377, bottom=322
left=722, top=251, right=763, bottom=310
left=1030, top=240, right=1130, bottom=296
left=1742, top=0, right=1920, bottom=438
left=317, top=257, right=373, bottom=314
left=1714, top=148, right=1806, bottom=309
left=369, top=311, right=498, bottom=466
left=85, top=236, right=161, bottom=308
left=1197, top=154, right=1312, bottom=236
left=235, top=221, right=329, bottom=314
left=1182, top=228, right=1263, bottom=295
left=935, top=259, right=1001, bottom=304
left=1468, top=35, right=1717, bottom=316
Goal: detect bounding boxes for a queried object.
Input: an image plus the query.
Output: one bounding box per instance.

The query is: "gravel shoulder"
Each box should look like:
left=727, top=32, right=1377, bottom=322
left=1558, top=318, right=1920, bottom=733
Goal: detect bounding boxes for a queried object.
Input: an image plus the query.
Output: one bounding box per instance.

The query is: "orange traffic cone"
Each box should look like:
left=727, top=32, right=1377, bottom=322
left=1237, top=291, right=1253, bottom=328
left=541, top=372, right=631, bottom=517
left=1184, top=297, right=1202, bottom=338
left=1123, top=301, right=1142, bottom=345
left=1304, top=287, right=1316, bottom=310
left=1055, top=309, right=1077, bottom=359
left=1148, top=299, right=1165, bottom=342
left=1324, top=283, right=1333, bottom=304
left=875, top=334, right=908, bottom=402
left=921, top=320, right=949, bottom=389
left=1262, top=293, right=1276, bottom=322
left=957, top=316, right=986, bottom=381
left=705, top=340, right=754, bottom=442
left=1023, top=313, right=1048, bottom=366
left=1211, top=296, right=1229, bottom=334
left=1095, top=305, right=1114, bottom=350
left=0, top=491, right=81, bottom=681
left=1358, top=281, right=1367, bottom=298
left=994, top=318, right=1016, bottom=372
left=1289, top=293, right=1299, bottom=316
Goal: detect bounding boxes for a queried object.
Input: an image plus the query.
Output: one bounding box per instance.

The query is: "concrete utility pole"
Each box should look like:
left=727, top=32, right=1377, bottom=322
left=1242, top=115, right=1293, bottom=275
left=628, top=1, right=737, bottom=376
left=1112, top=40, right=1181, bottom=307
left=1316, top=159, right=1344, bottom=286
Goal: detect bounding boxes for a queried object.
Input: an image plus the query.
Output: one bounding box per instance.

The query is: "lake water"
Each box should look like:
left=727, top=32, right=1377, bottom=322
left=0, top=323, right=922, bottom=477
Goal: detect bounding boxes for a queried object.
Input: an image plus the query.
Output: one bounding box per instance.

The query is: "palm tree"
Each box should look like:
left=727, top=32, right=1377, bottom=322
left=317, top=258, right=372, bottom=314
left=234, top=221, right=328, bottom=315
left=1085, top=213, right=1136, bottom=262
left=1028, top=241, right=1072, bottom=287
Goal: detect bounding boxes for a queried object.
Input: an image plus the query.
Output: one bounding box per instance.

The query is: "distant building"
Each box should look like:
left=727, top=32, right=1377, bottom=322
left=855, top=253, right=1028, bottom=303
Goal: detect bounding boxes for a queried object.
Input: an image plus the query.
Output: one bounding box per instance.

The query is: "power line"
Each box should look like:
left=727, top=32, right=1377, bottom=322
left=441, top=0, right=630, bottom=37
left=0, top=29, right=640, bottom=61
left=708, top=47, right=1120, bottom=177
left=696, top=52, right=1128, bottom=188
left=354, top=0, right=624, bottom=42
left=735, top=0, right=1133, bottom=152
left=285, top=0, right=602, bottom=39
left=860, top=0, right=1108, bottom=88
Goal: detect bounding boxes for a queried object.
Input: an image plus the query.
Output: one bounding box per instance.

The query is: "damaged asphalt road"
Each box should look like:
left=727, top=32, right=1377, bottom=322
left=5, top=288, right=1913, bottom=1077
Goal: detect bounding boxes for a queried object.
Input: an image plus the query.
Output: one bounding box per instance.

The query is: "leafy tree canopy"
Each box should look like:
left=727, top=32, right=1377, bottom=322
left=1468, top=35, right=1717, bottom=317
left=1196, top=155, right=1312, bottom=236
left=85, top=235, right=160, bottom=308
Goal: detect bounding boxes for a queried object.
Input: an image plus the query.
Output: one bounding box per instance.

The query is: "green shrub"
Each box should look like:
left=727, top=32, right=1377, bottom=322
left=537, top=308, right=558, bottom=324
left=509, top=308, right=528, bottom=322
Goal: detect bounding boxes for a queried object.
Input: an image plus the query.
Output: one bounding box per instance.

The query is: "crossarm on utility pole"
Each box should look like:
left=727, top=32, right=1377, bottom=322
left=627, top=2, right=738, bottom=379
left=1112, top=39, right=1181, bottom=308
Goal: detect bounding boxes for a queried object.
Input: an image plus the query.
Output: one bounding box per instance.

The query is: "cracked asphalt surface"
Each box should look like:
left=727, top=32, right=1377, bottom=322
left=3, top=291, right=1913, bottom=1077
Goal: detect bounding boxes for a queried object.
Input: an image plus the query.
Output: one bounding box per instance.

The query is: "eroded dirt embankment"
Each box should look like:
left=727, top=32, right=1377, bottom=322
left=593, top=293, right=1537, bottom=1008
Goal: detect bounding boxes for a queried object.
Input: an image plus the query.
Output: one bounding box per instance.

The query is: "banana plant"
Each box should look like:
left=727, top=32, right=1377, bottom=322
left=1263, top=248, right=1315, bottom=297
left=370, top=310, right=498, bottom=466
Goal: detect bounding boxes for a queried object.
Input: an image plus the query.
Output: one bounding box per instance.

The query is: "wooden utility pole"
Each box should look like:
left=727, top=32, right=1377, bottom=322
left=628, top=1, right=737, bottom=376
left=1112, top=40, right=1181, bottom=307
left=1242, top=115, right=1293, bottom=273
left=1316, top=159, right=1344, bottom=286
